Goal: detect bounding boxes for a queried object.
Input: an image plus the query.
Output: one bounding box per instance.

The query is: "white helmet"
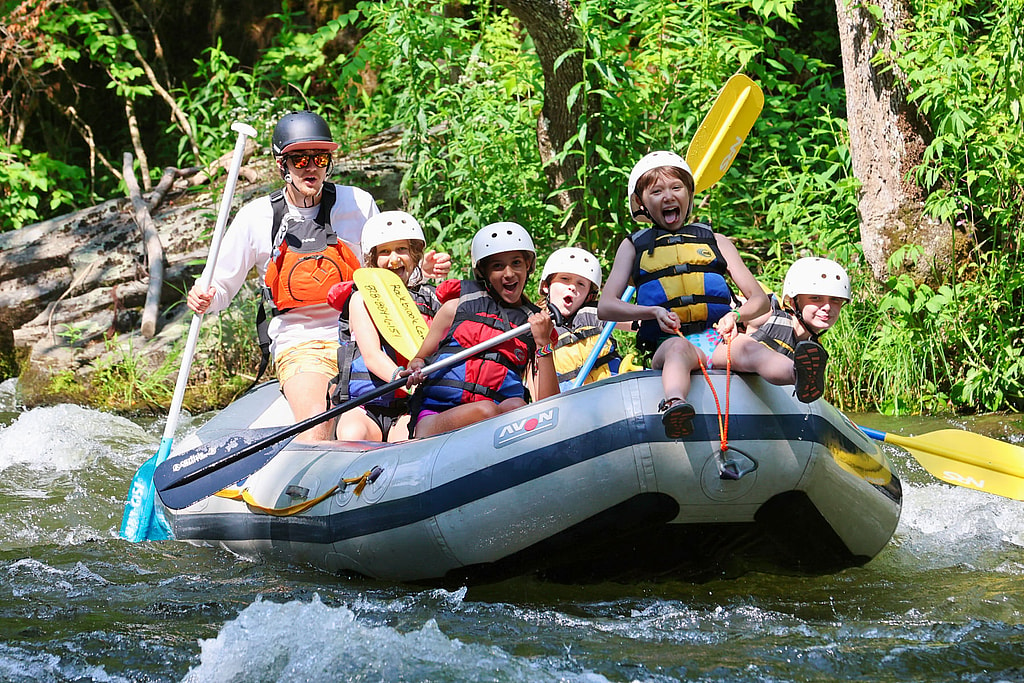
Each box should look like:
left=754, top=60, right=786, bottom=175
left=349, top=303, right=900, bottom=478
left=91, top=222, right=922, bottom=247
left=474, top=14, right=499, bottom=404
left=627, top=150, right=695, bottom=223
left=783, top=257, right=851, bottom=302
left=471, top=222, right=535, bottom=270
left=540, top=247, right=602, bottom=292
left=361, top=211, right=425, bottom=259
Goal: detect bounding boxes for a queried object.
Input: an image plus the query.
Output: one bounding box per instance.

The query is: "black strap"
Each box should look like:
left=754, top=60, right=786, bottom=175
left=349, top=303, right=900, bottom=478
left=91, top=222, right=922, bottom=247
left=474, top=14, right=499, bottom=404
left=269, top=189, right=287, bottom=246
left=269, top=184, right=337, bottom=246
left=429, top=377, right=506, bottom=404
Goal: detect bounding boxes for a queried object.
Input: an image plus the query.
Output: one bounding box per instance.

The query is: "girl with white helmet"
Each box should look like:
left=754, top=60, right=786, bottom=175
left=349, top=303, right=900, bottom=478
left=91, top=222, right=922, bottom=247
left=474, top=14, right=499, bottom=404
left=327, top=211, right=444, bottom=441
left=599, top=150, right=769, bottom=438
left=404, top=222, right=558, bottom=438
left=537, top=247, right=626, bottom=388
left=710, top=256, right=851, bottom=403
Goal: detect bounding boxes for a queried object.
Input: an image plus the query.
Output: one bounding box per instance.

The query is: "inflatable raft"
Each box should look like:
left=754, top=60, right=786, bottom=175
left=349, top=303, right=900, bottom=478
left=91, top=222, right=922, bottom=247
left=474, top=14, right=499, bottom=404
left=158, top=371, right=901, bottom=585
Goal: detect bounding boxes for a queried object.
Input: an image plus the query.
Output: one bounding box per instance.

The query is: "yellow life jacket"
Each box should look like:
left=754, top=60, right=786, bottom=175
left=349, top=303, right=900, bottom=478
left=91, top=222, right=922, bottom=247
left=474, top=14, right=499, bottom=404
left=551, top=306, right=619, bottom=387
left=629, top=223, right=733, bottom=345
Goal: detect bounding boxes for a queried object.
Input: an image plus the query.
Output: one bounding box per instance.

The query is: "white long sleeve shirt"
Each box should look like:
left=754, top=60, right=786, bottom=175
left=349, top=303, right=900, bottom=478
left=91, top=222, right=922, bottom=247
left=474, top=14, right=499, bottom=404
left=202, top=183, right=379, bottom=356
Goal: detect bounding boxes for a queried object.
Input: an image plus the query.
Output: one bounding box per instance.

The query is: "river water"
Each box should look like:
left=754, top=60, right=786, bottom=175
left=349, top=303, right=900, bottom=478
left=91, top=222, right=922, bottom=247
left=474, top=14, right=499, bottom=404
left=1, top=377, right=1022, bottom=682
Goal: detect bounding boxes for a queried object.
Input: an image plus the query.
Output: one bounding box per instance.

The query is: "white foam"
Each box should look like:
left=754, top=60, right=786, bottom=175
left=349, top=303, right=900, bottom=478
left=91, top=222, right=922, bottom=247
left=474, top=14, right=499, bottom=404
left=0, top=404, right=150, bottom=473
left=181, top=595, right=618, bottom=683
left=0, top=642, right=130, bottom=683
left=5, top=558, right=110, bottom=599
left=0, top=378, right=18, bottom=412
left=891, top=480, right=1024, bottom=569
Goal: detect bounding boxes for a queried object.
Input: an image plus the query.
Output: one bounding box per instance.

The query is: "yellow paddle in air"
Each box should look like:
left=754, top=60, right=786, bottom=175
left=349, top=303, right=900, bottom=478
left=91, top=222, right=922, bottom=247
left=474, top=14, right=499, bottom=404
left=859, top=425, right=1024, bottom=500
left=686, top=73, right=764, bottom=195
left=353, top=268, right=430, bottom=359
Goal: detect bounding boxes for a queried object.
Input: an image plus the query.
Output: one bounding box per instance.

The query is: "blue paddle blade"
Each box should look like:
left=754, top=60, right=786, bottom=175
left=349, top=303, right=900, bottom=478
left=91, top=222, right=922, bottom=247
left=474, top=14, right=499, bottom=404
left=119, top=438, right=174, bottom=542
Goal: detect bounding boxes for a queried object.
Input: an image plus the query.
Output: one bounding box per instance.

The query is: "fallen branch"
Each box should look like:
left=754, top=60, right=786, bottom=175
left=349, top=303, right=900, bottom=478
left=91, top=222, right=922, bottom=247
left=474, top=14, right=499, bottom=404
left=147, top=166, right=201, bottom=212
left=123, top=152, right=164, bottom=338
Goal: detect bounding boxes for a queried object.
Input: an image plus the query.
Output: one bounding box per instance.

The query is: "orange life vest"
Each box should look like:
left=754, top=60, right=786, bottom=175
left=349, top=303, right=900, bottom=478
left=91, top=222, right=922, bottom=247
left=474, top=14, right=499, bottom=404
left=263, top=184, right=360, bottom=312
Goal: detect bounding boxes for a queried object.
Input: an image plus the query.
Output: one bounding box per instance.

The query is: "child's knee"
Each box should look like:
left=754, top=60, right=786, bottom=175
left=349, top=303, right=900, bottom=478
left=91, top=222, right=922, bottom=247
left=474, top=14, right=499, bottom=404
left=661, top=336, right=694, bottom=358
left=715, top=335, right=751, bottom=364
left=497, top=397, right=527, bottom=414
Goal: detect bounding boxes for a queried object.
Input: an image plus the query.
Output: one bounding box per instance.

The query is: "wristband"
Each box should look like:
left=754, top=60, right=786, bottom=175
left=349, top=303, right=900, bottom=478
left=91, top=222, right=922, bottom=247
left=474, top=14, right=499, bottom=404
left=536, top=342, right=554, bottom=358
left=391, top=366, right=405, bottom=381
left=732, top=309, right=742, bottom=323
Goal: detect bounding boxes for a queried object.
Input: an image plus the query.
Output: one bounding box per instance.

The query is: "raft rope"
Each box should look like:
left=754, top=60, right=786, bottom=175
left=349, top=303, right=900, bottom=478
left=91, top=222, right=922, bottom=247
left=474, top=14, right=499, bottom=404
left=214, top=467, right=382, bottom=517
left=675, top=330, right=731, bottom=453
left=699, top=335, right=731, bottom=454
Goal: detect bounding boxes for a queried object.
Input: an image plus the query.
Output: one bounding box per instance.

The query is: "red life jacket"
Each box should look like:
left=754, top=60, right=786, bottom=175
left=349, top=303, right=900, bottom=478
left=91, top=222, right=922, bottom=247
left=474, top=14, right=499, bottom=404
left=410, top=280, right=538, bottom=413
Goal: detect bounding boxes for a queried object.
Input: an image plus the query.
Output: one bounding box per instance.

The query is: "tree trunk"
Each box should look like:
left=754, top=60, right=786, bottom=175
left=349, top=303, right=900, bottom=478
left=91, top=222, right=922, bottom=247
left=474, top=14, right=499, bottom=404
left=834, top=0, right=956, bottom=283
left=497, top=0, right=586, bottom=219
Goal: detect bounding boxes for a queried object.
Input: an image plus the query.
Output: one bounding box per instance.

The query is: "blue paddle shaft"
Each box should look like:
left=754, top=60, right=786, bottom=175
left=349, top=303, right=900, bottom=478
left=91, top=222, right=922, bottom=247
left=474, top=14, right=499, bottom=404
left=858, top=426, right=887, bottom=442
left=571, top=286, right=635, bottom=389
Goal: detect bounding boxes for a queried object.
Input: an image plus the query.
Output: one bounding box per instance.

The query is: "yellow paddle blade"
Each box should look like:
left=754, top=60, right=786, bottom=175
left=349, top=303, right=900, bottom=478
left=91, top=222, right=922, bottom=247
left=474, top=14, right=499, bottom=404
left=352, top=268, right=429, bottom=360
left=885, top=429, right=1024, bottom=500
left=619, top=353, right=644, bottom=373
left=686, top=74, right=765, bottom=195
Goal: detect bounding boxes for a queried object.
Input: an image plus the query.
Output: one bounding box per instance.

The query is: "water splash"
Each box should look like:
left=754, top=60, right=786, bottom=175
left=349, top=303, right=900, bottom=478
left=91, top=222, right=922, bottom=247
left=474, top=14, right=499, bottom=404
left=895, top=480, right=1024, bottom=568
left=0, top=643, right=131, bottom=683
left=181, top=595, right=616, bottom=683
left=0, top=404, right=151, bottom=474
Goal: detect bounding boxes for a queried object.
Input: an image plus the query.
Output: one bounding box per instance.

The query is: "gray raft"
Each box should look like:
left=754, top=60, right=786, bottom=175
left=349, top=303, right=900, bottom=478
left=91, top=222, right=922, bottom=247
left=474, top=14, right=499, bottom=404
left=160, top=371, right=901, bottom=585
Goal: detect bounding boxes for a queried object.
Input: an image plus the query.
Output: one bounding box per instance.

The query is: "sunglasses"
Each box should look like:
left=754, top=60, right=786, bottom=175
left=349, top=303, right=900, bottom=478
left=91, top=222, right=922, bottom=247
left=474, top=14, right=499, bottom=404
left=284, top=152, right=331, bottom=169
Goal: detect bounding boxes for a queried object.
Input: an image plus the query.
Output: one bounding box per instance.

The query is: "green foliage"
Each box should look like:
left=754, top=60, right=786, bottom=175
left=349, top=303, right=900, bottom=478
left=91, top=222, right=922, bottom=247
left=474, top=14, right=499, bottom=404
left=328, top=0, right=552, bottom=274
left=0, top=146, right=87, bottom=230
left=826, top=242, right=1024, bottom=414
left=54, top=322, right=98, bottom=346
left=260, top=5, right=362, bottom=90
left=89, top=336, right=176, bottom=411
left=944, top=248, right=1024, bottom=411
left=895, top=0, right=1023, bottom=246
left=170, top=41, right=277, bottom=162
left=32, top=4, right=117, bottom=66
left=4, top=0, right=1021, bottom=414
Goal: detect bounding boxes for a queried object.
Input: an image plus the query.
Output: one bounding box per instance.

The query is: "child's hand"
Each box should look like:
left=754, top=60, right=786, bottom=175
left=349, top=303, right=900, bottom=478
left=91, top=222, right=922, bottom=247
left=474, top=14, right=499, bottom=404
left=714, top=311, right=742, bottom=339
left=529, top=309, right=556, bottom=347
left=423, top=250, right=452, bottom=278
left=404, top=357, right=427, bottom=387
left=654, top=308, right=681, bottom=334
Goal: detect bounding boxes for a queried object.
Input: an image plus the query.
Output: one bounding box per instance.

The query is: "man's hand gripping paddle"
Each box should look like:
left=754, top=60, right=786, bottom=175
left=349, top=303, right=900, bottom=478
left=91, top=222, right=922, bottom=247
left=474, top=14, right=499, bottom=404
left=119, top=122, right=256, bottom=542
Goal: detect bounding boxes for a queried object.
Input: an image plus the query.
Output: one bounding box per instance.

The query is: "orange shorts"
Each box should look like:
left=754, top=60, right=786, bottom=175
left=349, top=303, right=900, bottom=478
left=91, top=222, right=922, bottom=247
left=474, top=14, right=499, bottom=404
left=274, top=340, right=340, bottom=385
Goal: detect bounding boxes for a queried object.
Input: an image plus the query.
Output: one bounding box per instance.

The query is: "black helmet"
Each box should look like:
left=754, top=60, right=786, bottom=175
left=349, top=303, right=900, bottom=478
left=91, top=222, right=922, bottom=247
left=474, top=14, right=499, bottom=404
left=271, top=111, right=338, bottom=156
